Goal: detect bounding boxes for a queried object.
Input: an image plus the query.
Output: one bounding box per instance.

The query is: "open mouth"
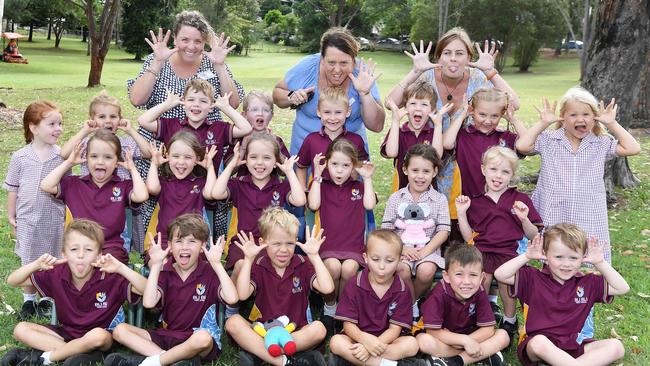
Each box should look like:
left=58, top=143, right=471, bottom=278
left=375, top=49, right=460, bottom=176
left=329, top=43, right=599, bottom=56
left=254, top=118, right=266, bottom=129
left=178, top=253, right=191, bottom=265
left=575, top=125, right=588, bottom=134
left=93, top=168, right=107, bottom=181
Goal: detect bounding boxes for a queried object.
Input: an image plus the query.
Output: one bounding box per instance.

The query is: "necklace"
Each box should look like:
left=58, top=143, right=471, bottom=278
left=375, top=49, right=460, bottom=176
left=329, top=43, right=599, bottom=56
left=440, top=70, right=466, bottom=101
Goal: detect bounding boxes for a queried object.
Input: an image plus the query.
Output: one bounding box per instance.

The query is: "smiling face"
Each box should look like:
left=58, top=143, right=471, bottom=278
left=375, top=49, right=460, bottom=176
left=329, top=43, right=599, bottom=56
left=167, top=140, right=198, bottom=179
left=322, top=46, right=354, bottom=87
left=87, top=139, right=119, bottom=186
left=246, top=139, right=277, bottom=182
left=92, top=104, right=121, bottom=132
left=182, top=89, right=213, bottom=125
left=63, top=230, right=101, bottom=282
left=544, top=239, right=585, bottom=284
left=169, top=231, right=203, bottom=272
left=363, top=236, right=401, bottom=286
left=481, top=157, right=514, bottom=194
left=405, top=97, right=433, bottom=133
left=327, top=151, right=354, bottom=185
left=243, top=97, right=273, bottom=131
left=174, top=25, right=205, bottom=63
left=31, top=110, right=63, bottom=146
left=561, top=100, right=596, bottom=144
left=403, top=156, right=438, bottom=196
left=438, top=39, right=470, bottom=79
left=443, top=260, right=484, bottom=301
left=317, top=99, right=351, bottom=136
left=261, top=226, right=297, bottom=270
left=470, top=100, right=503, bottom=134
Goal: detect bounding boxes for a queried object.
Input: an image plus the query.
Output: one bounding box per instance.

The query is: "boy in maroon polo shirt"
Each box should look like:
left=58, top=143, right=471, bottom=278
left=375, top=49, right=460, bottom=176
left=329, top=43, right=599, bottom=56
left=329, top=229, right=425, bottom=366
left=418, top=244, right=509, bottom=366
left=382, top=81, right=451, bottom=190
left=105, top=214, right=238, bottom=366
left=137, top=78, right=252, bottom=168
left=225, top=206, right=334, bottom=366
left=2, top=219, right=147, bottom=366
left=295, top=87, right=369, bottom=189
left=494, top=224, right=629, bottom=366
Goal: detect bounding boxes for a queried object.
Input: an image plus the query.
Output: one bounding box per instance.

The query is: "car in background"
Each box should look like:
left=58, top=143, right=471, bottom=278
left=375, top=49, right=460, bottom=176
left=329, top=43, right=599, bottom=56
left=377, top=38, right=399, bottom=45
left=562, top=39, right=584, bottom=49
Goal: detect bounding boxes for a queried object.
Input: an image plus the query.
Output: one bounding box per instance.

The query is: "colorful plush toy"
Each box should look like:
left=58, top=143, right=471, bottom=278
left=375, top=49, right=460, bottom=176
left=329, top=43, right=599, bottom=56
left=394, top=202, right=434, bottom=247
left=252, top=315, right=297, bottom=357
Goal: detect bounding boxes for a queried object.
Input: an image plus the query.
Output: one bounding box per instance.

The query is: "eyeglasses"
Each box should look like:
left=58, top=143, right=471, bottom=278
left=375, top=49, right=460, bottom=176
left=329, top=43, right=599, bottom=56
left=247, top=107, right=273, bottom=114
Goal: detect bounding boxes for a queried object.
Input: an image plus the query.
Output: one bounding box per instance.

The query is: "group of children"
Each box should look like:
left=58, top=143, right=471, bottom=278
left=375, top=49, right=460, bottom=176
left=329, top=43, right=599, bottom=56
left=1, top=64, right=640, bottom=366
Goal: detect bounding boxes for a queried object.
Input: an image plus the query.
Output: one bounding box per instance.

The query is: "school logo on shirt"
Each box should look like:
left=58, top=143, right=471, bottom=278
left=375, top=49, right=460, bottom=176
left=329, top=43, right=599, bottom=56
left=351, top=188, right=362, bottom=201
left=110, top=187, right=123, bottom=202
left=193, top=283, right=207, bottom=302
left=271, top=191, right=281, bottom=206
left=205, top=131, right=216, bottom=145
left=574, top=286, right=588, bottom=304
left=387, top=301, right=397, bottom=316
left=469, top=303, right=476, bottom=316
left=190, top=184, right=201, bottom=194
left=291, top=276, right=303, bottom=294
left=95, top=292, right=107, bottom=308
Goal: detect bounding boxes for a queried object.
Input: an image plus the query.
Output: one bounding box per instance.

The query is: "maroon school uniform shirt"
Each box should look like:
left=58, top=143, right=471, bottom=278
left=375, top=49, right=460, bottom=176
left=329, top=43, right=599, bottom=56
left=155, top=175, right=207, bottom=245
left=249, top=254, right=316, bottom=327
left=158, top=117, right=233, bottom=168
left=467, top=188, right=542, bottom=255
left=380, top=122, right=436, bottom=189
left=32, top=264, right=138, bottom=339
left=455, top=125, right=518, bottom=197
left=314, top=178, right=366, bottom=264
left=510, top=265, right=613, bottom=351
left=421, top=280, right=495, bottom=334
left=57, top=174, right=136, bottom=262
left=296, top=128, right=369, bottom=171
left=335, top=269, right=411, bottom=336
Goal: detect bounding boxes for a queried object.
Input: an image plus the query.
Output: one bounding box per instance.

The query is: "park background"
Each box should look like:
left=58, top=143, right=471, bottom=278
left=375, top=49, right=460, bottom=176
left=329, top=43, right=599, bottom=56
left=1, top=0, right=649, bottom=365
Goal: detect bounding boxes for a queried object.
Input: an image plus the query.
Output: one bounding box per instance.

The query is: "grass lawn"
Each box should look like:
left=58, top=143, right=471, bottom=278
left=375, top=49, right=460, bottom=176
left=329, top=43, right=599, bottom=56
left=1, top=35, right=649, bottom=365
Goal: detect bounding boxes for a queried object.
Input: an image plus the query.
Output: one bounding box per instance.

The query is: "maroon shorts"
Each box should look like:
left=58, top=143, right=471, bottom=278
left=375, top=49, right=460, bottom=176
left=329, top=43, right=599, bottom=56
left=147, top=329, right=220, bottom=360
left=320, top=251, right=365, bottom=267
left=481, top=252, right=517, bottom=274
left=44, top=325, right=78, bottom=343
left=517, top=335, right=594, bottom=366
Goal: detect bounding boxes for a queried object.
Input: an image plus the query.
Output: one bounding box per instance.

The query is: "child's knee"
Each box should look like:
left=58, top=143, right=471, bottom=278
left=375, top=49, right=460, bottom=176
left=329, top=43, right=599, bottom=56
left=341, top=261, right=358, bottom=280
left=111, top=323, right=129, bottom=342
left=397, top=264, right=412, bottom=279
left=225, top=315, right=245, bottom=336
left=402, top=336, right=419, bottom=356
left=416, top=333, right=438, bottom=354
left=308, top=321, right=327, bottom=341
left=494, top=329, right=510, bottom=347
left=189, top=330, right=213, bottom=350
left=84, top=328, right=112, bottom=348
left=416, top=263, right=436, bottom=280
left=605, top=339, right=625, bottom=360
left=329, top=335, right=346, bottom=355
left=527, top=335, right=552, bottom=355
left=13, top=322, right=30, bottom=339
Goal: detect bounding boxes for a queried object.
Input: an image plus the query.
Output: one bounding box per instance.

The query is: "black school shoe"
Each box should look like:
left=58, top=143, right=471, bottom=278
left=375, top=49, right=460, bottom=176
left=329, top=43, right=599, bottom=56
left=490, top=302, right=503, bottom=326
left=1, top=349, right=33, bottom=366
left=103, top=353, right=145, bottom=366
left=322, top=315, right=337, bottom=340
left=286, top=350, right=326, bottom=366
left=238, top=350, right=262, bottom=366
left=396, top=357, right=431, bottom=366
left=63, top=350, right=104, bottom=366
left=327, top=354, right=352, bottom=366
left=17, top=301, right=37, bottom=320
left=424, top=355, right=464, bottom=366
left=500, top=319, right=519, bottom=349
left=36, top=298, right=54, bottom=320
left=169, top=356, right=201, bottom=366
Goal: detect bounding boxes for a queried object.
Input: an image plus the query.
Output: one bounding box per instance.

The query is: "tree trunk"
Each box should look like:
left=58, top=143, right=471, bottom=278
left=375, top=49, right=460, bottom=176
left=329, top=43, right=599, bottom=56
left=582, top=0, right=649, bottom=197
left=82, top=26, right=87, bottom=42
left=28, top=22, right=33, bottom=42
left=47, top=19, right=52, bottom=40
left=580, top=0, right=594, bottom=79
left=438, top=0, right=449, bottom=38
left=79, top=0, right=122, bottom=87
left=88, top=51, right=105, bottom=86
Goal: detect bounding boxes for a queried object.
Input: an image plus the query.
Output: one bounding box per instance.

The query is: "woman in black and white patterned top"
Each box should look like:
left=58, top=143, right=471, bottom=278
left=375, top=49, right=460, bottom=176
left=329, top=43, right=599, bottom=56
left=127, top=10, right=244, bottom=252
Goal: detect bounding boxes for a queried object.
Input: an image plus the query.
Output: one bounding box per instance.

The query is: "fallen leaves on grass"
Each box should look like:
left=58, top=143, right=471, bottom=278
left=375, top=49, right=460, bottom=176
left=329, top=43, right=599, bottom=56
left=630, top=336, right=639, bottom=342
left=622, top=250, right=634, bottom=256
left=641, top=229, right=650, bottom=236
left=611, top=328, right=622, bottom=339
left=637, top=292, right=650, bottom=298
left=0, top=303, right=15, bottom=315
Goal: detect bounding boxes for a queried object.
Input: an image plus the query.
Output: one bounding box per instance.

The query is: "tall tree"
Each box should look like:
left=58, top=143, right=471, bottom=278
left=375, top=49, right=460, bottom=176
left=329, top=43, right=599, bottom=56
left=582, top=0, right=649, bottom=193
left=121, top=0, right=177, bottom=61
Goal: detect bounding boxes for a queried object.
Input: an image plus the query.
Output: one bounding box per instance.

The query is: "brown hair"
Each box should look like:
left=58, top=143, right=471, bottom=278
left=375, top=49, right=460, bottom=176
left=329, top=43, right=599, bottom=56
left=543, top=223, right=588, bottom=255
left=258, top=206, right=300, bottom=239
left=87, top=129, right=123, bottom=162
left=404, top=143, right=442, bottom=172
left=320, top=27, right=359, bottom=59
left=162, top=130, right=206, bottom=177
left=245, top=132, right=284, bottom=176
left=168, top=213, right=210, bottom=243
left=183, top=79, right=215, bottom=102
left=326, top=137, right=360, bottom=167
left=318, top=87, right=349, bottom=110
left=89, top=90, right=122, bottom=118
left=243, top=90, right=274, bottom=114
left=404, top=80, right=438, bottom=107
left=64, top=219, right=104, bottom=251
left=366, top=229, right=403, bottom=256
left=434, top=27, right=475, bottom=60
left=444, top=243, right=483, bottom=270
left=22, top=101, right=60, bottom=144
left=173, top=10, right=215, bottom=43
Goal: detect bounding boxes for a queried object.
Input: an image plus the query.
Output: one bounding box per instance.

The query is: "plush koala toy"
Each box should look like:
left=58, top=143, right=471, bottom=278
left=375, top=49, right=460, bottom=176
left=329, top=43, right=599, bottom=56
left=394, top=202, right=434, bottom=247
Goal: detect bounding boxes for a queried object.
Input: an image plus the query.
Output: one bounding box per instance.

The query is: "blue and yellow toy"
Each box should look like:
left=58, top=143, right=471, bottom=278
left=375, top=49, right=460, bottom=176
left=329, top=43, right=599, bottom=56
left=252, top=315, right=297, bottom=357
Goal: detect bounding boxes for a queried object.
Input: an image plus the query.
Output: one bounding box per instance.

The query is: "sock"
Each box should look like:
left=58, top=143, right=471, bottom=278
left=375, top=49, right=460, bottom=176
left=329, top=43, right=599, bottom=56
left=503, top=315, right=517, bottom=324
left=225, top=305, right=239, bottom=319
left=412, top=302, right=420, bottom=318
left=23, top=293, right=37, bottom=302
left=444, top=355, right=464, bottom=366
left=323, top=302, right=337, bottom=317
left=41, top=351, right=52, bottom=365
left=282, top=355, right=288, bottom=365
left=379, top=359, right=397, bottom=366
left=488, top=295, right=498, bottom=303
left=139, top=353, right=163, bottom=366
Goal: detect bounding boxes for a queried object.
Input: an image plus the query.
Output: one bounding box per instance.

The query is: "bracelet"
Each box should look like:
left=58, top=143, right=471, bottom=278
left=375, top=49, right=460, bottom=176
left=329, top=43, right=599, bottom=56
left=485, top=68, right=498, bottom=81
left=313, top=176, right=323, bottom=184
left=145, top=68, right=160, bottom=78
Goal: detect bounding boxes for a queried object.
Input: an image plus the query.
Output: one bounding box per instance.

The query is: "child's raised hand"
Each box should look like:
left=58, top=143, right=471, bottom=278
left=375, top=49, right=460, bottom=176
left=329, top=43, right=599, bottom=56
left=276, top=155, right=298, bottom=175
left=83, top=119, right=100, bottom=133
left=197, top=145, right=218, bottom=169
left=145, top=28, right=178, bottom=62
left=349, top=343, right=370, bottom=362
left=583, top=236, right=607, bottom=265
left=455, top=195, right=471, bottom=214
left=349, top=58, right=382, bottom=96
left=164, top=90, right=183, bottom=107
left=117, top=119, right=132, bottom=132
left=534, top=98, right=562, bottom=126
left=404, top=40, right=441, bottom=73
left=235, top=231, right=267, bottom=259
left=360, top=333, right=387, bottom=358
left=212, top=92, right=233, bottom=111
left=228, top=142, right=246, bottom=168
left=595, top=99, right=618, bottom=126
left=525, top=234, right=546, bottom=261
left=147, top=232, right=170, bottom=266
left=468, top=40, right=498, bottom=71
left=118, top=147, right=136, bottom=171
left=204, top=32, right=237, bottom=66
left=355, top=161, right=376, bottom=179
left=385, top=97, right=407, bottom=123
left=34, top=253, right=66, bottom=271
left=203, top=236, right=225, bottom=264
left=512, top=200, right=530, bottom=221
left=503, top=103, right=516, bottom=122
left=313, top=153, right=326, bottom=179
left=92, top=253, right=123, bottom=273
left=67, top=142, right=86, bottom=166
left=297, top=226, right=325, bottom=256
left=429, top=102, right=454, bottom=126
left=150, top=142, right=168, bottom=166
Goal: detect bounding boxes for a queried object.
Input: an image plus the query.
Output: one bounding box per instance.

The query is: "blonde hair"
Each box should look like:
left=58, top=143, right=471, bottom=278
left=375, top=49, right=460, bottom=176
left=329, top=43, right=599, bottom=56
left=89, top=90, right=122, bottom=118
left=404, top=80, right=437, bottom=107
left=557, top=86, right=603, bottom=136
left=64, top=219, right=104, bottom=251
left=543, top=223, right=588, bottom=255
left=258, top=206, right=300, bottom=239
left=318, top=87, right=349, bottom=110
left=482, top=146, right=519, bottom=182
left=434, top=27, right=475, bottom=60
left=243, top=90, right=274, bottom=114
left=470, top=88, right=509, bottom=114
left=174, top=10, right=215, bottom=42
left=366, top=229, right=403, bottom=256
left=183, top=79, right=215, bottom=102
left=168, top=213, right=209, bottom=243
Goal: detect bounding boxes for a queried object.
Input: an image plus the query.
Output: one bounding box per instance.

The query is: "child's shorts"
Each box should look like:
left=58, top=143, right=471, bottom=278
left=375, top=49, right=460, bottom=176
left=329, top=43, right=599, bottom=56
left=481, top=252, right=516, bottom=274
left=517, top=334, right=594, bottom=366
left=401, top=246, right=445, bottom=276
left=321, top=251, right=365, bottom=267
left=147, top=328, right=221, bottom=360
left=44, top=325, right=76, bottom=343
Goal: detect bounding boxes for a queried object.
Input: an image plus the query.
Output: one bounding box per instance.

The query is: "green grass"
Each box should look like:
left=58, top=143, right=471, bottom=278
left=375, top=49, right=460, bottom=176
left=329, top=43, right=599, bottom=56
left=1, top=35, right=649, bottom=365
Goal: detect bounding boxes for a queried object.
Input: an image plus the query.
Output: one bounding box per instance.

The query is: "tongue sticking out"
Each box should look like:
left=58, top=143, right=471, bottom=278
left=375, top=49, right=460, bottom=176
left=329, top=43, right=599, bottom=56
left=576, top=125, right=587, bottom=133
left=94, top=169, right=106, bottom=181
left=178, top=254, right=191, bottom=266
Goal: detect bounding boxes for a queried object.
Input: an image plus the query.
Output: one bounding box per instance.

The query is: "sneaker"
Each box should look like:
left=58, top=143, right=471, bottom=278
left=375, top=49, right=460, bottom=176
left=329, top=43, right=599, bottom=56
left=1, top=348, right=32, bottom=366
left=238, top=350, right=261, bottom=366
left=424, top=355, right=463, bottom=366
left=286, top=350, right=326, bottom=366
left=397, top=357, right=430, bottom=366
left=490, top=302, right=503, bottom=325
left=62, top=350, right=104, bottom=366
left=36, top=298, right=54, bottom=320
left=322, top=315, right=336, bottom=339
left=500, top=319, right=518, bottom=348
left=327, top=354, right=351, bottom=366
left=17, top=301, right=36, bottom=320
left=169, top=356, right=201, bottom=366
left=485, top=351, right=504, bottom=366
left=104, top=353, right=145, bottom=366
left=16, top=350, right=43, bottom=366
